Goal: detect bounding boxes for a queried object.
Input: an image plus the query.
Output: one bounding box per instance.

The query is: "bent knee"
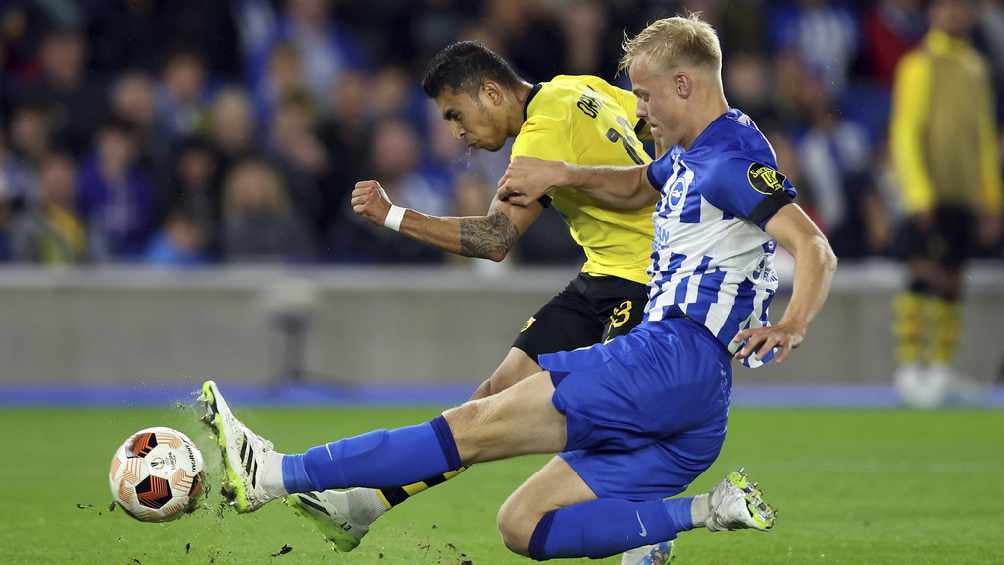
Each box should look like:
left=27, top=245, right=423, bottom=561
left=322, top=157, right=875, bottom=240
left=442, top=398, right=495, bottom=462
left=497, top=498, right=542, bottom=556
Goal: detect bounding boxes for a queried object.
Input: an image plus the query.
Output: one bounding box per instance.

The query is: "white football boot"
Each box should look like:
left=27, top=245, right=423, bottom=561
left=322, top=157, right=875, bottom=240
left=705, top=468, right=776, bottom=532
left=286, top=489, right=381, bottom=552
left=199, top=380, right=280, bottom=513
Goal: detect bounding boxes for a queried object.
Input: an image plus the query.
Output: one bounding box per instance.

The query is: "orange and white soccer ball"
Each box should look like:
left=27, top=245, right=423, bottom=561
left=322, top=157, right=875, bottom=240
left=109, top=427, right=206, bottom=522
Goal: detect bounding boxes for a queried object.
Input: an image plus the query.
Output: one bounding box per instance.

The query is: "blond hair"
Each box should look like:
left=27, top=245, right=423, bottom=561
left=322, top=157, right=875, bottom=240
left=619, top=14, right=722, bottom=74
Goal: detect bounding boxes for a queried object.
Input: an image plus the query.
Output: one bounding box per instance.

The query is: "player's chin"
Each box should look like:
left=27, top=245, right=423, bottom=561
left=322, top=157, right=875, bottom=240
left=478, top=139, right=507, bottom=152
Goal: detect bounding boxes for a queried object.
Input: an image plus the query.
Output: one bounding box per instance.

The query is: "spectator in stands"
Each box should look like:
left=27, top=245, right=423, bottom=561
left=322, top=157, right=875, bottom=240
left=255, top=42, right=311, bottom=123
left=222, top=157, right=314, bottom=263
left=169, top=136, right=223, bottom=259
left=725, top=53, right=782, bottom=129
left=250, top=0, right=366, bottom=109
left=12, top=151, right=86, bottom=264
left=797, top=74, right=882, bottom=258
left=155, top=47, right=210, bottom=139
left=4, top=101, right=51, bottom=202
left=862, top=0, right=926, bottom=86
left=484, top=0, right=564, bottom=82
left=558, top=0, right=614, bottom=77
left=268, top=93, right=328, bottom=240
left=769, top=0, right=859, bottom=94
left=890, top=0, right=1003, bottom=397
left=76, top=117, right=157, bottom=261
left=208, top=87, right=257, bottom=168
left=111, top=70, right=173, bottom=189
left=15, top=26, right=103, bottom=156
left=145, top=207, right=208, bottom=267
left=369, top=65, right=430, bottom=132
left=0, top=0, right=999, bottom=268
left=0, top=3, right=43, bottom=84
left=317, top=70, right=372, bottom=233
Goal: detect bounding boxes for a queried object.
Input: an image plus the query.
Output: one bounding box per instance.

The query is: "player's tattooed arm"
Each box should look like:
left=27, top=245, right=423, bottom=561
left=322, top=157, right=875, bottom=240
left=458, top=210, right=519, bottom=261
left=374, top=194, right=541, bottom=262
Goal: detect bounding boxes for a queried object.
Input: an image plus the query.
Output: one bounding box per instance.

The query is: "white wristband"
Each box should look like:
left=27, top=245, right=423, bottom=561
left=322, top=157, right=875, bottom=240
left=384, top=205, right=406, bottom=232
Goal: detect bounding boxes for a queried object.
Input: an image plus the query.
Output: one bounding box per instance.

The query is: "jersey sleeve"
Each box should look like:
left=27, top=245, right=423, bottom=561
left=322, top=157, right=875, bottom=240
left=703, top=158, right=797, bottom=229
left=890, top=51, right=935, bottom=214
left=645, top=147, right=682, bottom=190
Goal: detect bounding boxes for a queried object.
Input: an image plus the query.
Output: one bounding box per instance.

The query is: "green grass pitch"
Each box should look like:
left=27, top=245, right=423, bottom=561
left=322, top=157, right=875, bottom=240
left=2, top=406, right=1002, bottom=564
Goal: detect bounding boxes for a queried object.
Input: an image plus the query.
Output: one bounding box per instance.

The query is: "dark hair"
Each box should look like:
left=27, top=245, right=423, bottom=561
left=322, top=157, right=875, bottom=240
left=163, top=45, right=205, bottom=70
left=42, top=24, right=83, bottom=43
left=421, top=41, right=523, bottom=98
left=98, top=115, right=139, bottom=138
left=174, top=135, right=214, bottom=157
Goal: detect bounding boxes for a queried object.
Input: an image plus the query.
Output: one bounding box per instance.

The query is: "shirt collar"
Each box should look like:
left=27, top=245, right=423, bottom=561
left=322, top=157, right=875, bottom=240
left=523, top=83, right=543, bottom=121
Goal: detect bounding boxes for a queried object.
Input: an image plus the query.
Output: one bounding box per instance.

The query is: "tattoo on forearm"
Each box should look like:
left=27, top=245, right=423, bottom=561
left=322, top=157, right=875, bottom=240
left=459, top=212, right=518, bottom=260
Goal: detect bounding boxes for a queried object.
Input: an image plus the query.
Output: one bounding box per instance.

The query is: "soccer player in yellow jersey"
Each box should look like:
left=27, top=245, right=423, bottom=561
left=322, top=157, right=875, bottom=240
left=890, top=0, right=1002, bottom=405
left=286, top=41, right=659, bottom=553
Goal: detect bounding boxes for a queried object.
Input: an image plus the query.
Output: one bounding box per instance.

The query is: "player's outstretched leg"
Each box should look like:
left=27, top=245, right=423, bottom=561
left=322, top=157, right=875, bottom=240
left=700, top=468, right=776, bottom=532
left=200, top=372, right=565, bottom=514
left=288, top=347, right=541, bottom=551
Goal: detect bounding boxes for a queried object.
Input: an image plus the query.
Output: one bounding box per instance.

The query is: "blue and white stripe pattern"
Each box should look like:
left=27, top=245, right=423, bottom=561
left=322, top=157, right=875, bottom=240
left=643, top=110, right=796, bottom=367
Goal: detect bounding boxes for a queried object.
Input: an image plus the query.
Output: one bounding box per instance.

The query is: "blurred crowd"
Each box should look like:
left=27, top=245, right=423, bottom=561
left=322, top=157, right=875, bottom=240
left=1, top=0, right=1003, bottom=267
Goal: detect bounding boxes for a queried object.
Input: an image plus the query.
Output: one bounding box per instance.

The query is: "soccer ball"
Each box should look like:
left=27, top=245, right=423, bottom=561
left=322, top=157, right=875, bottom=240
left=109, top=427, right=206, bottom=522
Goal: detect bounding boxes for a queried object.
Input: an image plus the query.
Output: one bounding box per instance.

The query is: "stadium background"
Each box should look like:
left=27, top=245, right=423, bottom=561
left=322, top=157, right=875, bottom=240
left=1, top=1, right=1003, bottom=564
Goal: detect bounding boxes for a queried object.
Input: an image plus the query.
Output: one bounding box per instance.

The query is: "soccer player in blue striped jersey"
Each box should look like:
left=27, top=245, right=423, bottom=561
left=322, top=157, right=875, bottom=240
left=199, top=15, right=837, bottom=561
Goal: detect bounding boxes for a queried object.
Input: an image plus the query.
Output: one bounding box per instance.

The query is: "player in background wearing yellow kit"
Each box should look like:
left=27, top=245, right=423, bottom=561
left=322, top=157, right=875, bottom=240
left=890, top=0, right=1002, bottom=406
left=285, top=41, right=664, bottom=557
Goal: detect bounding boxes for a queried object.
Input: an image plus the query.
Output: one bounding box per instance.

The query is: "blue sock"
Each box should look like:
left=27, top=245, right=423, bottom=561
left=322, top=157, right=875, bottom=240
left=528, top=497, right=694, bottom=560
left=281, top=415, right=461, bottom=493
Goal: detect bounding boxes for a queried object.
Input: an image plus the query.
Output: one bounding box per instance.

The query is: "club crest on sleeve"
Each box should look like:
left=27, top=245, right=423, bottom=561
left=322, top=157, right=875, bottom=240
left=747, top=163, right=786, bottom=195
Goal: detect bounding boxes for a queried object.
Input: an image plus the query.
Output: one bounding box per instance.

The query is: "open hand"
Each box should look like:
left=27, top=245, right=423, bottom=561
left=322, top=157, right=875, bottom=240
left=732, top=322, right=805, bottom=364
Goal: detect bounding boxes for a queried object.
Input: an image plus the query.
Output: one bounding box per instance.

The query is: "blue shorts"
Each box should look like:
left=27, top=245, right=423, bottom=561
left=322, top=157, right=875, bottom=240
left=538, top=317, right=732, bottom=500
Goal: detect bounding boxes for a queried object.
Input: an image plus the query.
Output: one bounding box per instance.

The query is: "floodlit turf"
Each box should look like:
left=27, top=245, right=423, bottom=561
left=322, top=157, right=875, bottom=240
left=2, top=406, right=1003, bottom=564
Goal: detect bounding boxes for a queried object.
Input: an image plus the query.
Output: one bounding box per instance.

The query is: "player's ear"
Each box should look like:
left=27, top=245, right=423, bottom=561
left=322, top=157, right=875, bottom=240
left=675, top=72, right=692, bottom=99
left=482, top=80, right=504, bottom=106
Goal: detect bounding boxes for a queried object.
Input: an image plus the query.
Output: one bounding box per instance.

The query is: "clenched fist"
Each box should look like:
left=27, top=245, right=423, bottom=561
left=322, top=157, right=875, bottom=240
left=351, top=180, right=393, bottom=226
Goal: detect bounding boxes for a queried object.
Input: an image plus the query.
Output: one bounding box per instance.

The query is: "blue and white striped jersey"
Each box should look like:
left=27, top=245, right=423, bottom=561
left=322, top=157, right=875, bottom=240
left=643, top=109, right=796, bottom=366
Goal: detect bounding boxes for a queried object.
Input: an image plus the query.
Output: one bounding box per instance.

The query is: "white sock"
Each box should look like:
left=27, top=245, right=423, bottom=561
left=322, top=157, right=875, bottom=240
left=690, top=493, right=710, bottom=527
left=260, top=452, right=288, bottom=498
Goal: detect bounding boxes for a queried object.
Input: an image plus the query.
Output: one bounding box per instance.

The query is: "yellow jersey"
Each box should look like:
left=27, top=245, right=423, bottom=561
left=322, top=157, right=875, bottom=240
left=512, top=75, right=654, bottom=285
left=890, top=30, right=1002, bottom=214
